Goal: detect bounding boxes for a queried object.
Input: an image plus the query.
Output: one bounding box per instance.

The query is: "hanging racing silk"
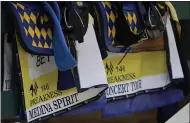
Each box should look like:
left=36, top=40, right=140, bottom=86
left=6, top=1, right=77, bottom=71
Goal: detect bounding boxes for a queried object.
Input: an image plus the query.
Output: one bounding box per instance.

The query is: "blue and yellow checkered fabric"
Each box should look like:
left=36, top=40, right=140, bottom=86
left=101, top=2, right=117, bottom=46
left=11, top=2, right=53, bottom=50
left=101, top=2, right=139, bottom=46
left=124, top=11, right=138, bottom=35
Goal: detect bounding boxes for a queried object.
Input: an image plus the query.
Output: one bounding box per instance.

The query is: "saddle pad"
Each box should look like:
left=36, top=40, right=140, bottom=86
left=19, top=94, right=107, bottom=120
left=16, top=36, right=106, bottom=122
left=103, top=50, right=179, bottom=102
left=90, top=1, right=181, bottom=102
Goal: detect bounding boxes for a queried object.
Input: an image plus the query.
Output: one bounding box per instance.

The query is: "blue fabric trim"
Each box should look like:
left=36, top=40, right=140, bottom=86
left=102, top=88, right=184, bottom=118
left=61, top=94, right=106, bottom=116
left=42, top=2, right=77, bottom=71
left=52, top=2, right=61, bottom=21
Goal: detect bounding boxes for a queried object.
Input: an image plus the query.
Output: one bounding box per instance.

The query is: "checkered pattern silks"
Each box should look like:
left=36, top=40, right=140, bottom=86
left=101, top=2, right=138, bottom=45
left=124, top=11, right=138, bottom=35
left=10, top=2, right=54, bottom=54
left=101, top=2, right=117, bottom=46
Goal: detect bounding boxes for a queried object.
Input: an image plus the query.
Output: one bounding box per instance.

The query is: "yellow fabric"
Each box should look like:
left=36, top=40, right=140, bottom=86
left=89, top=14, right=94, bottom=25
left=102, top=2, right=117, bottom=46
left=165, top=2, right=181, bottom=37
left=158, top=4, right=165, bottom=9
left=103, top=51, right=167, bottom=84
left=125, top=12, right=138, bottom=35
left=16, top=36, right=76, bottom=109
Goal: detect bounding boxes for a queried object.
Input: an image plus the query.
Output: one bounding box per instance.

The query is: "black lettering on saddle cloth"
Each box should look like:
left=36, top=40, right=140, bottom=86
left=130, top=80, right=142, bottom=91
left=29, top=103, right=53, bottom=120
left=53, top=93, right=79, bottom=110
left=107, top=73, right=136, bottom=83
left=106, top=83, right=130, bottom=96
left=35, top=56, right=50, bottom=67
left=117, top=84, right=128, bottom=94
left=30, top=90, right=63, bottom=107
left=30, top=97, right=40, bottom=107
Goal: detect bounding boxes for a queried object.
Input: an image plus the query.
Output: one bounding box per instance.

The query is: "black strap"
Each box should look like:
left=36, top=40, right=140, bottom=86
left=137, top=2, right=147, bottom=29
left=1, top=34, right=5, bottom=91
left=179, top=19, right=190, bottom=95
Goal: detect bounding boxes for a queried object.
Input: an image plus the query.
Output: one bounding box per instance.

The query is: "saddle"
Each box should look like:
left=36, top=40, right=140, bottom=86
left=60, top=2, right=89, bottom=43
left=92, top=2, right=168, bottom=53
left=6, top=2, right=89, bottom=71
